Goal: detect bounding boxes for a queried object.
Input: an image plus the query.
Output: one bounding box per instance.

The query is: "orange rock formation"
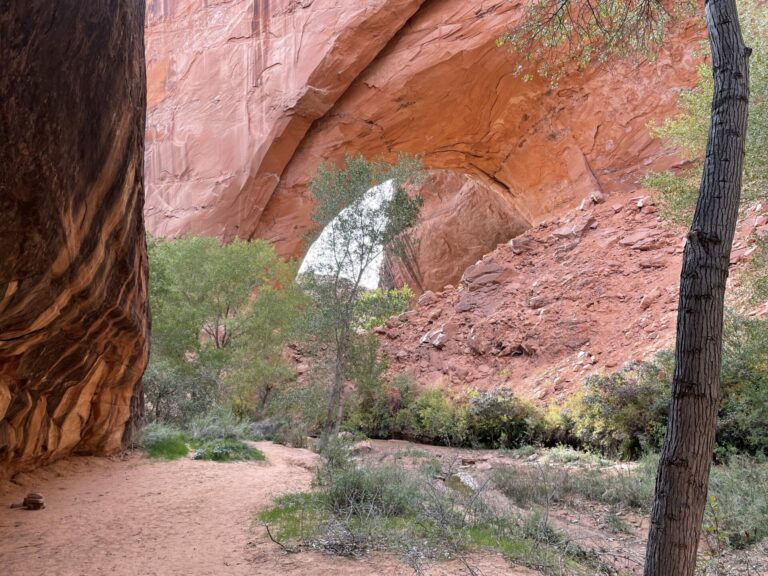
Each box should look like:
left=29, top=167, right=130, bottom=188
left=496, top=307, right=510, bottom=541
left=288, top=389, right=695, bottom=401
left=0, top=2, right=149, bottom=475
left=145, top=0, right=704, bottom=290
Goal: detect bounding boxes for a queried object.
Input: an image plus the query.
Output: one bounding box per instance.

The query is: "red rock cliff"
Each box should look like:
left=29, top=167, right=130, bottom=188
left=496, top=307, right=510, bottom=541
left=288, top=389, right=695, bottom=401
left=0, top=1, right=149, bottom=475
left=145, top=1, right=702, bottom=290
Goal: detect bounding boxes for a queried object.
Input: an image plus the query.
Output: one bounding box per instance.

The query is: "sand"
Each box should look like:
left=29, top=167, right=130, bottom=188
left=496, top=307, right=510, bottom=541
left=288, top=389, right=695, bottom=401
left=0, top=442, right=529, bottom=576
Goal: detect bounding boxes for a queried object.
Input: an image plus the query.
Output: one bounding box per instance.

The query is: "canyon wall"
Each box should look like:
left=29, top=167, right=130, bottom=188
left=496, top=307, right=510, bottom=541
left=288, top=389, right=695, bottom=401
left=0, top=1, right=149, bottom=474
left=145, top=0, right=703, bottom=291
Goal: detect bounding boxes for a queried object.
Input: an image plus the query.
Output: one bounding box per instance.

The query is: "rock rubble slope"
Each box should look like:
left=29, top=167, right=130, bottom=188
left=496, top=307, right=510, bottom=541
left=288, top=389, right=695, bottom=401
left=379, top=191, right=767, bottom=401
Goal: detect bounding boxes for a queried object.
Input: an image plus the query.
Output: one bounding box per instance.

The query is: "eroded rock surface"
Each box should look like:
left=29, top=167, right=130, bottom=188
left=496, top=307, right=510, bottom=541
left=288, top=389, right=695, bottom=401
left=0, top=1, right=149, bottom=475
left=378, top=193, right=766, bottom=401
left=145, top=0, right=703, bottom=290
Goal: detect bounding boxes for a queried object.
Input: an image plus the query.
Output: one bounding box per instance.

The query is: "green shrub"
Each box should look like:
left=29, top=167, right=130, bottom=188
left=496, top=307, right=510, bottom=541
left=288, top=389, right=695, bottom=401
left=744, top=239, right=768, bottom=303
left=261, top=451, right=599, bottom=572
left=146, top=235, right=306, bottom=426
left=263, top=378, right=331, bottom=435
left=395, top=388, right=467, bottom=446
left=718, top=316, right=768, bottom=457
left=465, top=387, right=545, bottom=449
left=325, top=464, right=420, bottom=517
left=354, top=287, right=413, bottom=330
left=492, top=454, right=658, bottom=510
left=706, top=456, right=768, bottom=548
left=343, top=333, right=395, bottom=439
left=192, top=438, right=265, bottom=462
left=142, top=358, right=220, bottom=425
left=646, top=0, right=767, bottom=219
left=565, top=356, right=672, bottom=458
left=270, top=419, right=309, bottom=449
left=643, top=169, right=700, bottom=224
left=140, top=423, right=189, bottom=460
left=187, top=407, right=252, bottom=443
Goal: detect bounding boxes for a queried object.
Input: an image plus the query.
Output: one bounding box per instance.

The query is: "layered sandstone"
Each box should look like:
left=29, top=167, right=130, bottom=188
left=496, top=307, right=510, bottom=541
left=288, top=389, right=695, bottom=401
left=0, top=2, right=149, bottom=475
left=145, top=0, right=703, bottom=290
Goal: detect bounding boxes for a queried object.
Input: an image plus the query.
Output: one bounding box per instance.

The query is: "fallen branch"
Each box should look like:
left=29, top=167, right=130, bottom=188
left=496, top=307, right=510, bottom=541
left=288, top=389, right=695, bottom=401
left=263, top=522, right=298, bottom=554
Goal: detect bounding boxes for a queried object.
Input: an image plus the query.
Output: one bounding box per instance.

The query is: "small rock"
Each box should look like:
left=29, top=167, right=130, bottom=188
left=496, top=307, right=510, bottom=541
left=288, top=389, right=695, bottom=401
left=552, top=215, right=596, bottom=239
left=420, top=326, right=447, bottom=349
left=11, top=492, right=45, bottom=511
left=590, top=191, right=606, bottom=204
left=528, top=294, right=551, bottom=310
left=352, top=440, right=373, bottom=454
left=418, top=290, right=437, bottom=306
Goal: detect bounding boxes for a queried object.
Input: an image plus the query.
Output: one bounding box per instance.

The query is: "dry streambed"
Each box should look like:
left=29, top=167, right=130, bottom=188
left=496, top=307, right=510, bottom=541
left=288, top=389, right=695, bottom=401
left=1, top=440, right=765, bottom=575
left=0, top=442, right=524, bottom=576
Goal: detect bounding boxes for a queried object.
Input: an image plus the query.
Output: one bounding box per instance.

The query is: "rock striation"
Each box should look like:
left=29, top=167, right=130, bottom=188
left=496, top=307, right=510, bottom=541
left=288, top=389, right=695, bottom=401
left=145, top=0, right=704, bottom=290
left=0, top=1, right=149, bottom=475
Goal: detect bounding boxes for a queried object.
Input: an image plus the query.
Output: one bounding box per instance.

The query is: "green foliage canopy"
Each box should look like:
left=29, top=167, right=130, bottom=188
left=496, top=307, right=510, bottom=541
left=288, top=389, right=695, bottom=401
left=146, top=236, right=306, bottom=422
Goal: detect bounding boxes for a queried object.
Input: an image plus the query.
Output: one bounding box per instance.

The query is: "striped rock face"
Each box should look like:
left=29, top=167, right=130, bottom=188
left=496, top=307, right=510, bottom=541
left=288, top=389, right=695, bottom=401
left=0, top=1, right=149, bottom=475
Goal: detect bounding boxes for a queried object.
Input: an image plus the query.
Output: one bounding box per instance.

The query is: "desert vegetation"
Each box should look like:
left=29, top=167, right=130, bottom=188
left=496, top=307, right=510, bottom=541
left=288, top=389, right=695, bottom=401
left=136, top=140, right=768, bottom=572
left=130, top=4, right=768, bottom=569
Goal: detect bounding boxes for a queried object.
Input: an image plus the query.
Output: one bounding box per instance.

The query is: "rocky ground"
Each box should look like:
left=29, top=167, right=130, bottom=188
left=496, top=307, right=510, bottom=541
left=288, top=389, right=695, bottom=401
left=380, top=189, right=768, bottom=402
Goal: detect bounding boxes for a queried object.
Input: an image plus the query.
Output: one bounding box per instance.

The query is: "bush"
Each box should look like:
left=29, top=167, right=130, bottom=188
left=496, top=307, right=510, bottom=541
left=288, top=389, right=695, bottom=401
left=564, top=356, right=672, bottom=458
left=140, top=423, right=189, bottom=460
left=146, top=235, right=305, bottom=426
left=343, top=333, right=394, bottom=439
left=192, top=438, right=265, bottom=462
left=186, top=408, right=252, bottom=443
left=260, top=447, right=599, bottom=572
left=395, top=389, right=467, bottom=446
left=142, top=358, right=220, bottom=425
left=263, top=378, right=331, bottom=437
left=492, top=454, right=658, bottom=510
left=354, top=287, right=414, bottom=330
left=706, top=456, right=768, bottom=548
left=718, top=316, right=768, bottom=457
left=465, top=388, right=545, bottom=449
left=646, top=0, right=767, bottom=219
left=325, top=464, right=420, bottom=517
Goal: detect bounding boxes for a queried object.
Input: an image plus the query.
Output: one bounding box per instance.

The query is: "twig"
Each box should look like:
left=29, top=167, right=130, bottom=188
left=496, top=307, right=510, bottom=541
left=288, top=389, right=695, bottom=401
left=263, top=522, right=298, bottom=554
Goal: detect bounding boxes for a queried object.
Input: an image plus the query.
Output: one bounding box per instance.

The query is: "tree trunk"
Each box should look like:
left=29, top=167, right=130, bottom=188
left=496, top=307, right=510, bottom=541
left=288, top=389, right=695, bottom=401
left=644, top=1, right=750, bottom=574
left=324, top=340, right=348, bottom=436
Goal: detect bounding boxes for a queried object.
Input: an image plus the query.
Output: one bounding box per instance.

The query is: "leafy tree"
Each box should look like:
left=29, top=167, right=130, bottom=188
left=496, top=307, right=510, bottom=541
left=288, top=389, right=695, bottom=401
left=647, top=0, right=767, bottom=222
left=500, top=0, right=752, bottom=572
left=300, top=154, right=423, bottom=435
left=145, top=236, right=306, bottom=423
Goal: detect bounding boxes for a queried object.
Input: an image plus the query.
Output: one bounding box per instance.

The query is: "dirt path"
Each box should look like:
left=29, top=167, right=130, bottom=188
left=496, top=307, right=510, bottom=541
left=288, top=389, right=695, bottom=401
left=0, top=442, right=528, bottom=576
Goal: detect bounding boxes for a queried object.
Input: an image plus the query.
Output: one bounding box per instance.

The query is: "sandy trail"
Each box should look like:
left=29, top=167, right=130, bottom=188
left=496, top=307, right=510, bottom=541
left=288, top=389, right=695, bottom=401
left=0, top=442, right=528, bottom=576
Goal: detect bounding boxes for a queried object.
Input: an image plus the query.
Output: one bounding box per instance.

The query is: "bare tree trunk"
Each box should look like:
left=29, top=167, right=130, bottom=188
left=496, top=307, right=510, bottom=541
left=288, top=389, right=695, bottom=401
left=644, top=0, right=750, bottom=574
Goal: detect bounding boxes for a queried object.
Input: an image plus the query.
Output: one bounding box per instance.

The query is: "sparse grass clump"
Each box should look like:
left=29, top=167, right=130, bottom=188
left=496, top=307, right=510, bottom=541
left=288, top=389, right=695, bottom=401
left=258, top=438, right=601, bottom=573
left=140, top=412, right=266, bottom=463
left=192, top=438, right=265, bottom=462
left=140, top=423, right=189, bottom=460
left=706, top=456, right=768, bottom=549
left=187, top=408, right=253, bottom=443
left=491, top=453, right=658, bottom=510
left=325, top=463, right=418, bottom=517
